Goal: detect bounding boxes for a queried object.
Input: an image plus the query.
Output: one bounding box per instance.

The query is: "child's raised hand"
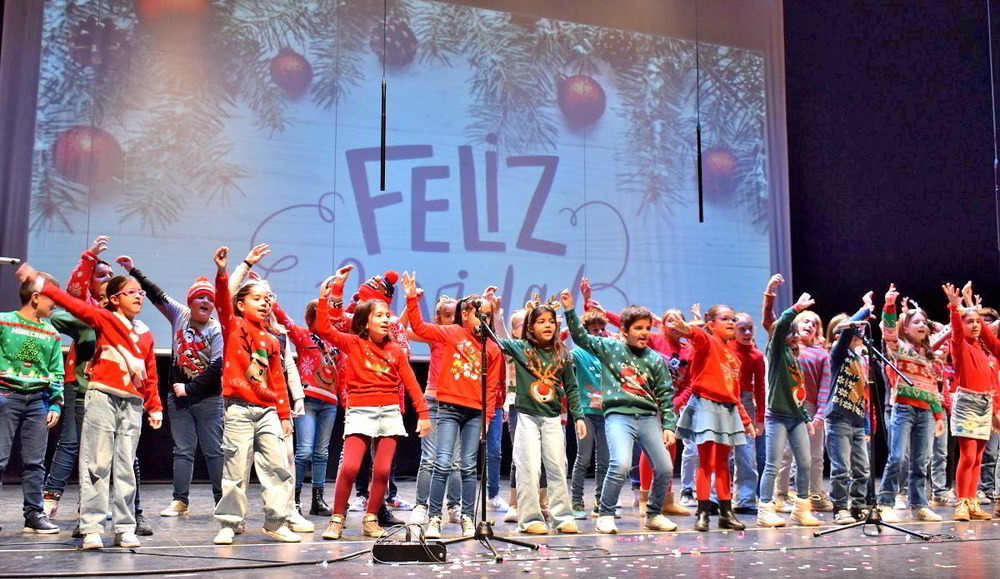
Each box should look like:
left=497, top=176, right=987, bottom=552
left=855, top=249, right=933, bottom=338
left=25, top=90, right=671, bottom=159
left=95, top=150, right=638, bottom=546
left=690, top=302, right=702, bottom=321
left=115, top=255, right=134, bottom=272
left=794, top=292, right=815, bottom=311
left=15, top=263, right=38, bottom=285
left=559, top=288, right=574, bottom=310
left=662, top=429, right=676, bottom=447
left=885, top=283, right=899, bottom=307
left=861, top=291, right=874, bottom=312
left=580, top=277, right=592, bottom=302
left=244, top=243, right=270, bottom=266
left=319, top=275, right=336, bottom=298
left=417, top=418, right=432, bottom=438
left=766, top=273, right=784, bottom=294
left=942, top=283, right=962, bottom=308
left=88, top=235, right=110, bottom=256
left=483, top=285, right=500, bottom=310
left=331, top=264, right=353, bottom=292
left=664, top=311, right=691, bottom=334
left=402, top=271, right=418, bottom=298
left=962, top=280, right=975, bottom=306
left=247, top=269, right=261, bottom=281
left=214, top=247, right=229, bottom=271
left=575, top=419, right=587, bottom=441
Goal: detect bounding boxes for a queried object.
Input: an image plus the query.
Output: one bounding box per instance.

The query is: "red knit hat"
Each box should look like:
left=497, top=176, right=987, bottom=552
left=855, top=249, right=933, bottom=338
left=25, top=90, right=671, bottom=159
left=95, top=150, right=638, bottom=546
left=187, top=277, right=215, bottom=303
left=357, top=271, right=398, bottom=304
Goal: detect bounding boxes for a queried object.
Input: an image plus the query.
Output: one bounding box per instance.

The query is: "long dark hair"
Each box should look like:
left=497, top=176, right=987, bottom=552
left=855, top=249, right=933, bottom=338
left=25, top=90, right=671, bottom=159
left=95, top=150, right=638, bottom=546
left=233, top=280, right=268, bottom=318
left=104, top=275, right=136, bottom=312
left=351, top=299, right=389, bottom=341
left=456, top=294, right=493, bottom=327
left=524, top=305, right=569, bottom=361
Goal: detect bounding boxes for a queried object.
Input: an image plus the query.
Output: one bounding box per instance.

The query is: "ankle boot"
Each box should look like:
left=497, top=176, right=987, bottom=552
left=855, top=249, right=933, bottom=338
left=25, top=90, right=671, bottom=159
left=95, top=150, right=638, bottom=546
left=717, top=499, right=746, bottom=530
left=694, top=500, right=711, bottom=532
left=310, top=487, right=333, bottom=516
left=663, top=491, right=692, bottom=517
left=639, top=488, right=649, bottom=517
left=294, top=487, right=303, bottom=515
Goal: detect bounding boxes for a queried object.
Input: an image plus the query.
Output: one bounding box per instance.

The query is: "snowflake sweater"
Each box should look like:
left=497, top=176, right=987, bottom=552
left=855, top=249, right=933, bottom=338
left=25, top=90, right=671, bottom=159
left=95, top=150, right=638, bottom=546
left=0, top=311, right=64, bottom=412
left=497, top=339, right=582, bottom=420
left=566, top=309, right=676, bottom=430
left=881, top=304, right=944, bottom=417
left=822, top=307, right=873, bottom=431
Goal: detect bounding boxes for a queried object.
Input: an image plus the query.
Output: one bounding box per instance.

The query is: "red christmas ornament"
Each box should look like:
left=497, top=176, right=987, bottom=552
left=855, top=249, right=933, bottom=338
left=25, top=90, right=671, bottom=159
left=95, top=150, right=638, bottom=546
left=270, top=47, right=313, bottom=98
left=701, top=145, right=739, bottom=203
left=370, top=17, right=417, bottom=67
left=557, top=75, right=606, bottom=128
left=51, top=126, right=124, bottom=186
left=135, top=0, right=212, bottom=24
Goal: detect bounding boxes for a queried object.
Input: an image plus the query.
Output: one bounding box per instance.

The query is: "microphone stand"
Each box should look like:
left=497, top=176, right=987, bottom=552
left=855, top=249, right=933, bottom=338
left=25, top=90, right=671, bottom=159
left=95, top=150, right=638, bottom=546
left=440, top=305, right=539, bottom=562
left=814, top=331, right=933, bottom=541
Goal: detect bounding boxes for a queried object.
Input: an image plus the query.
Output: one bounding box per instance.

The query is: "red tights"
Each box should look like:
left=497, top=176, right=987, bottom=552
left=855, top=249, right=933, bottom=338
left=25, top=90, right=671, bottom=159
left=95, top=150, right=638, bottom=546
left=639, top=444, right=677, bottom=491
left=332, top=435, right=397, bottom=516
left=956, top=437, right=988, bottom=499
left=696, top=441, right=731, bottom=501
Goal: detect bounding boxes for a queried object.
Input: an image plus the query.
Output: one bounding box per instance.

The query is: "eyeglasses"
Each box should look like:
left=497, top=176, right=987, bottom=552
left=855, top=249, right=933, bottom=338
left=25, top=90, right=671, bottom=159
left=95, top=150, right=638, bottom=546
left=112, top=289, right=146, bottom=299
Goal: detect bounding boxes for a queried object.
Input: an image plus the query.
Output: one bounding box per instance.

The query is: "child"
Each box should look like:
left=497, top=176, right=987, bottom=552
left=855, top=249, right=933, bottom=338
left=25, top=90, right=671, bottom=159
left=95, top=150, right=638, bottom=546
left=563, top=289, right=678, bottom=535
left=569, top=308, right=611, bottom=519
left=116, top=255, right=225, bottom=517
left=210, top=247, right=299, bottom=545
left=730, top=312, right=766, bottom=514
left=405, top=274, right=504, bottom=538
left=756, top=289, right=821, bottom=527
left=876, top=284, right=947, bottom=522
left=943, top=282, right=1000, bottom=521
left=0, top=273, right=64, bottom=534
left=494, top=295, right=586, bottom=534
left=18, top=263, right=163, bottom=549
left=316, top=265, right=430, bottom=539
left=667, top=306, right=753, bottom=531
left=821, top=292, right=874, bottom=524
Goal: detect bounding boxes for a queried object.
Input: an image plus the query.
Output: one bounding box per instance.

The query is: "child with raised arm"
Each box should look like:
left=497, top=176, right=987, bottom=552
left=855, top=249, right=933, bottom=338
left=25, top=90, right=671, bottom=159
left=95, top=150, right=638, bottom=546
left=209, top=247, right=300, bottom=545
left=18, top=262, right=162, bottom=550
left=563, top=289, right=679, bottom=535
left=315, top=266, right=430, bottom=540
left=0, top=273, right=64, bottom=534
left=569, top=308, right=612, bottom=519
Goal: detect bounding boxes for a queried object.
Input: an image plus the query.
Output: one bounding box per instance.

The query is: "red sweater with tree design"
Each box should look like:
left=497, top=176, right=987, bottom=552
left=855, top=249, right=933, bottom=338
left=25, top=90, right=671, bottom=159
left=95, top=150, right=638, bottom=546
left=273, top=302, right=345, bottom=406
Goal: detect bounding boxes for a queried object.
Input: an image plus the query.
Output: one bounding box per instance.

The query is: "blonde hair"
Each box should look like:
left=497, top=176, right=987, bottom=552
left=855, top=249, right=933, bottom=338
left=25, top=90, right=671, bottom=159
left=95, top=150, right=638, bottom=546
left=793, top=310, right=822, bottom=345
left=825, top=313, right=847, bottom=349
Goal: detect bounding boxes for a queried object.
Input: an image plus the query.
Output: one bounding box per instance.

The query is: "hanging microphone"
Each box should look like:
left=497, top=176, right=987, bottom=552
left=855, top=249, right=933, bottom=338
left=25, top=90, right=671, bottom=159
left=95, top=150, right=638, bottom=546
left=696, top=125, right=704, bottom=223
left=380, top=77, right=387, bottom=192
left=0, top=257, right=21, bottom=265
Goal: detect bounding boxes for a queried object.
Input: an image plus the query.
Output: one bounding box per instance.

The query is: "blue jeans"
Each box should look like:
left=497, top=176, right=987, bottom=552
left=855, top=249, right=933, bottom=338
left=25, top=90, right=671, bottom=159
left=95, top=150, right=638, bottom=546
left=932, top=429, right=950, bottom=497
left=487, top=408, right=504, bottom=499
left=681, top=438, right=698, bottom=493
left=979, top=431, right=999, bottom=495
left=168, top=393, right=225, bottom=503
left=415, top=398, right=461, bottom=508
left=0, top=391, right=48, bottom=515
left=732, top=391, right=759, bottom=507
left=429, top=402, right=482, bottom=518
left=878, top=403, right=933, bottom=508
left=825, top=419, right=869, bottom=510
left=293, top=398, right=338, bottom=491
left=44, top=386, right=85, bottom=495
left=600, top=413, right=672, bottom=516
left=760, top=413, right=810, bottom=503
left=571, top=413, right=609, bottom=507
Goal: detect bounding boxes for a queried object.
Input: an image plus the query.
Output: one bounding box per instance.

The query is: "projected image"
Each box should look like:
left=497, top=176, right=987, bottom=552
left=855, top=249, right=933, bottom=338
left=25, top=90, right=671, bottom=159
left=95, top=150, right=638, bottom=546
left=28, top=0, right=777, bottom=351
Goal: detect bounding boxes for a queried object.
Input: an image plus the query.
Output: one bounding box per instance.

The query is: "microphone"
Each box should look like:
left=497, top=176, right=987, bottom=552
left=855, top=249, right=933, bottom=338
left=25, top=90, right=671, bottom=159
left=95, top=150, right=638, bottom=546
left=0, top=257, right=21, bottom=265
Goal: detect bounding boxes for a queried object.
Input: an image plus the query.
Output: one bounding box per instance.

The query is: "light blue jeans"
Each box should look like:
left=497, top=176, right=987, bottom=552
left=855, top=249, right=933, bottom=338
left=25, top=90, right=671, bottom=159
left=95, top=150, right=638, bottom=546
left=732, top=391, right=759, bottom=508
left=487, top=408, right=505, bottom=499
left=825, top=419, right=869, bottom=510
left=429, top=402, right=482, bottom=518
left=293, top=398, right=338, bottom=490
left=760, top=412, right=810, bottom=503
left=931, top=429, right=950, bottom=497
left=415, top=398, right=461, bottom=508
left=978, top=431, right=999, bottom=495
left=600, top=413, right=672, bottom=516
left=878, top=403, right=933, bottom=508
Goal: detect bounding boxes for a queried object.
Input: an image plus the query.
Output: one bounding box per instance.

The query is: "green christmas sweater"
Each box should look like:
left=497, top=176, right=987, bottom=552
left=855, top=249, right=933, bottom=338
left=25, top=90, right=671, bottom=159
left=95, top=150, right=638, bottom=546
left=566, top=309, right=676, bottom=430
left=497, top=338, right=583, bottom=421
left=50, top=310, right=96, bottom=395
left=765, top=307, right=810, bottom=423
left=0, top=311, right=65, bottom=412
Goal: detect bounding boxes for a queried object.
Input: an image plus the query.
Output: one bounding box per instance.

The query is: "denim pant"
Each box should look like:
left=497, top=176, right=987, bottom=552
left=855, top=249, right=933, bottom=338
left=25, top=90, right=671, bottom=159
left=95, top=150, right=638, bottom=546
left=293, top=398, right=338, bottom=491
left=78, top=390, right=142, bottom=534
left=681, top=438, right=698, bottom=493
left=570, top=413, right=609, bottom=507
left=167, top=393, right=225, bottom=503
left=978, top=431, right=999, bottom=495
left=487, top=408, right=504, bottom=498
left=878, top=403, right=933, bottom=508
left=825, top=419, right=869, bottom=510
left=429, top=402, right=482, bottom=518
left=760, top=413, right=811, bottom=503
left=415, top=398, right=461, bottom=508
left=600, top=413, right=672, bottom=516
left=932, top=429, right=950, bottom=497
left=776, top=400, right=825, bottom=497
left=0, top=391, right=48, bottom=516
left=44, top=386, right=85, bottom=496
left=732, top=391, right=759, bottom=507
left=513, top=413, right=573, bottom=528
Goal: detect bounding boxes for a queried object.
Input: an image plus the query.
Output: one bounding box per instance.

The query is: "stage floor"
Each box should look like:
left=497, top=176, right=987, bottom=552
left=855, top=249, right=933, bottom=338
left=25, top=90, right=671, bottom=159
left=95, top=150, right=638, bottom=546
left=0, top=482, right=994, bottom=578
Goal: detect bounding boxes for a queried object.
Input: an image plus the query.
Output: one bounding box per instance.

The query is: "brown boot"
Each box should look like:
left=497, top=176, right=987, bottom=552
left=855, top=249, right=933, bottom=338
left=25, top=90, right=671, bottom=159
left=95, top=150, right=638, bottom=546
left=662, top=491, right=691, bottom=517
left=970, top=499, right=993, bottom=521
left=639, top=488, right=649, bottom=517
left=362, top=514, right=386, bottom=538
left=954, top=498, right=971, bottom=521
left=322, top=514, right=345, bottom=540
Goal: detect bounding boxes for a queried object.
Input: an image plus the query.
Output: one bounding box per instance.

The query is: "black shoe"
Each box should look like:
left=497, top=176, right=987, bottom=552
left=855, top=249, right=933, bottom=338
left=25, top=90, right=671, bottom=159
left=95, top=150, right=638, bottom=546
left=850, top=507, right=869, bottom=521
left=733, top=505, right=757, bottom=515
left=378, top=504, right=404, bottom=527
left=294, top=487, right=303, bottom=515
left=708, top=501, right=720, bottom=516
left=310, top=487, right=333, bottom=517
left=71, top=525, right=83, bottom=539
left=23, top=511, right=59, bottom=534
left=135, top=512, right=154, bottom=536
left=694, top=501, right=711, bottom=532
left=717, top=500, right=746, bottom=531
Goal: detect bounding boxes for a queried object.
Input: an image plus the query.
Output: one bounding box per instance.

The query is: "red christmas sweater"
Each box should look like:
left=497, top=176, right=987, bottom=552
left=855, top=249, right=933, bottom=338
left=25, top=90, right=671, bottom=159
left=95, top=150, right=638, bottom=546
left=273, top=302, right=345, bottom=406
left=949, top=304, right=1000, bottom=410
left=687, top=326, right=750, bottom=426
left=405, top=296, right=502, bottom=421
left=41, top=281, right=162, bottom=418
left=63, top=250, right=102, bottom=388
left=314, top=297, right=428, bottom=419
left=730, top=340, right=767, bottom=423
left=215, top=271, right=290, bottom=420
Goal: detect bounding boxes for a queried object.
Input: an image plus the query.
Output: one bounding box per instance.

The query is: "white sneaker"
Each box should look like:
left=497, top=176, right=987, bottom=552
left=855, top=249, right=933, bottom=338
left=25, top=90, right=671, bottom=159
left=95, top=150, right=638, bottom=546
left=448, top=504, right=462, bottom=524
left=679, top=490, right=698, bottom=508
left=263, top=525, right=301, bottom=543
left=425, top=515, right=442, bottom=539
left=913, top=506, right=943, bottom=521
left=114, top=532, right=140, bottom=548
left=287, top=510, right=315, bottom=533
left=385, top=496, right=414, bottom=510
left=460, top=514, right=475, bottom=537
left=879, top=505, right=902, bottom=522
left=214, top=527, right=235, bottom=545
left=488, top=495, right=510, bottom=512
left=43, top=492, right=59, bottom=518
left=834, top=509, right=856, bottom=525
left=977, top=490, right=993, bottom=505
left=159, top=500, right=189, bottom=517
left=894, top=494, right=908, bottom=510
left=503, top=506, right=518, bottom=523
left=348, top=496, right=368, bottom=512
left=756, top=501, right=787, bottom=527
left=644, top=514, right=677, bottom=532
left=776, top=496, right=793, bottom=513
left=82, top=533, right=103, bottom=550
left=409, top=505, right=429, bottom=525
left=595, top=515, right=618, bottom=534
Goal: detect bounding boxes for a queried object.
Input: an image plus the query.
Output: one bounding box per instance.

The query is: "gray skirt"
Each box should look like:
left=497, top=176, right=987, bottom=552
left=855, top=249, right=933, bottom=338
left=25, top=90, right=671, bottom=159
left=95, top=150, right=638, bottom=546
left=951, top=389, right=993, bottom=441
left=343, top=404, right=406, bottom=438
left=677, top=394, right=748, bottom=446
